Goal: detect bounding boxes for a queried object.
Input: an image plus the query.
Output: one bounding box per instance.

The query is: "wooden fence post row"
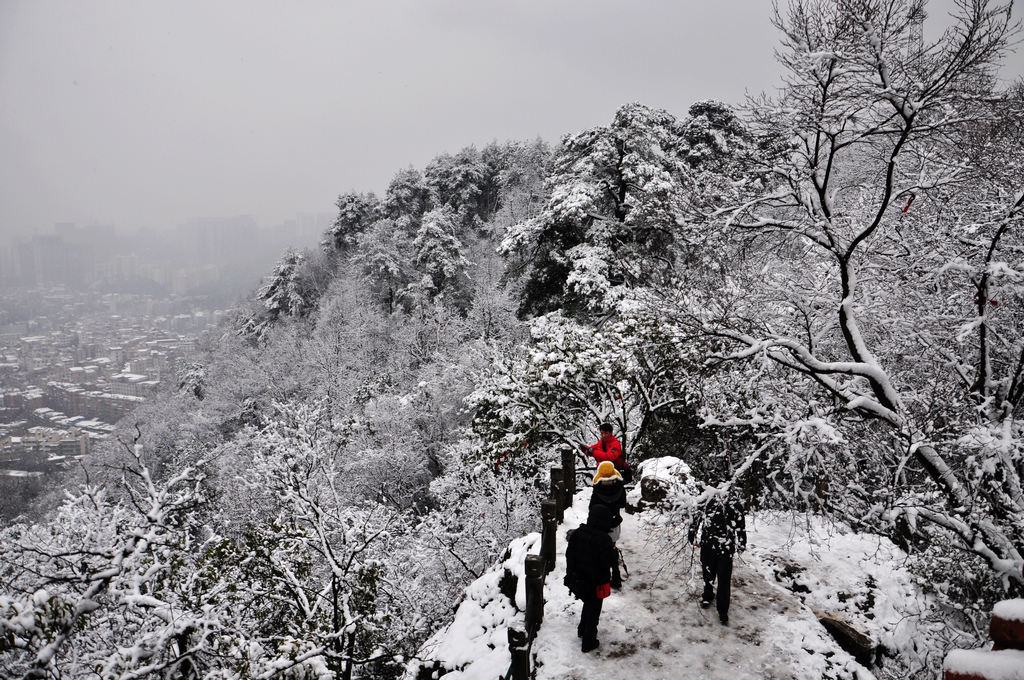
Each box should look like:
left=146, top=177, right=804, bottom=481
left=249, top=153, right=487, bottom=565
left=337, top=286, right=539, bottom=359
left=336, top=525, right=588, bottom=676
left=509, top=456, right=581, bottom=680
left=507, top=626, right=529, bottom=680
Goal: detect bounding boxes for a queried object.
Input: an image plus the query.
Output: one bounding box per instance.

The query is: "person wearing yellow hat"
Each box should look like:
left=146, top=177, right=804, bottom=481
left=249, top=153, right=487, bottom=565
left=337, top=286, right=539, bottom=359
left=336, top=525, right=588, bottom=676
left=589, top=461, right=626, bottom=589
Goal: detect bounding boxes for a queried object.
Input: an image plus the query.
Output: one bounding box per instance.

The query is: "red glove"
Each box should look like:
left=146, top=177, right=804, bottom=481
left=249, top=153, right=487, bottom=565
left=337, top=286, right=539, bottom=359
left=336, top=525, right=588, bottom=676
left=596, top=583, right=611, bottom=599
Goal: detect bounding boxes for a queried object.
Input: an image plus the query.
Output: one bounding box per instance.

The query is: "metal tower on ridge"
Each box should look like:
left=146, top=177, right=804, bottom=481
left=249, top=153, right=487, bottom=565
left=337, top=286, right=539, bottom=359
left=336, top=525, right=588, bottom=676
left=908, top=1, right=926, bottom=60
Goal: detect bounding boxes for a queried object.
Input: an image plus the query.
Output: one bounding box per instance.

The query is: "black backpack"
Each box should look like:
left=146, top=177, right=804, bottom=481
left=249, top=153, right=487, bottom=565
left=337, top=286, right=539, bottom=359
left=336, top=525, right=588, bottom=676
left=563, top=525, right=613, bottom=599
left=563, top=528, right=587, bottom=599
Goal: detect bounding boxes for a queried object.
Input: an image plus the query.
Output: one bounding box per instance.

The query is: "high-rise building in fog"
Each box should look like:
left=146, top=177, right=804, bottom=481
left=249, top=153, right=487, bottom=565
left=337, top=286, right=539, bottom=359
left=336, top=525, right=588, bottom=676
left=0, top=244, right=18, bottom=287
left=15, top=241, right=37, bottom=287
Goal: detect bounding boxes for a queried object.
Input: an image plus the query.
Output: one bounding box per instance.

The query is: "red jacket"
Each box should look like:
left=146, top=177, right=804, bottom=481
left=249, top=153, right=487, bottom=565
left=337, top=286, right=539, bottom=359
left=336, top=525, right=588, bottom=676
left=587, top=434, right=624, bottom=470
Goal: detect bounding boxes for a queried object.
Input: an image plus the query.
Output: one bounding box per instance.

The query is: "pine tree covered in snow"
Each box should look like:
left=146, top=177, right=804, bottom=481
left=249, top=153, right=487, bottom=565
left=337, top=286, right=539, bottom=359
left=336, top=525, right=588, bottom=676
left=424, top=147, right=492, bottom=234
left=238, top=249, right=328, bottom=342
left=466, top=304, right=702, bottom=474
left=409, top=207, right=474, bottom=313
left=499, top=101, right=757, bottom=318
left=323, top=192, right=382, bottom=254
left=384, top=168, right=431, bottom=232
left=357, top=219, right=417, bottom=314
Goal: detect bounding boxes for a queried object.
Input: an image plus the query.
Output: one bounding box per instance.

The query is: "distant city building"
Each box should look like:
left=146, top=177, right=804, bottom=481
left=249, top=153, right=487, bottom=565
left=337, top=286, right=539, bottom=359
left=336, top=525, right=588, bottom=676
left=0, top=428, right=90, bottom=472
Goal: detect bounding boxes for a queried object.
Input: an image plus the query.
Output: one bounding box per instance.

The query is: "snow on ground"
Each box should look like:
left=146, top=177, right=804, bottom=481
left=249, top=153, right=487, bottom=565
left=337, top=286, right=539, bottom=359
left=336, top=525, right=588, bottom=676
left=531, top=495, right=873, bottom=680
left=408, top=493, right=887, bottom=678
left=408, top=531, right=541, bottom=679
left=405, top=456, right=953, bottom=680
left=742, top=513, right=935, bottom=673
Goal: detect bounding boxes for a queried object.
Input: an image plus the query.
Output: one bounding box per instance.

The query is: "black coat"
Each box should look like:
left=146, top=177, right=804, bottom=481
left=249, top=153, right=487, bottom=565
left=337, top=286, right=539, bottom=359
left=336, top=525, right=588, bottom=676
left=589, top=480, right=626, bottom=527
left=688, top=495, right=747, bottom=556
left=565, top=522, right=617, bottom=594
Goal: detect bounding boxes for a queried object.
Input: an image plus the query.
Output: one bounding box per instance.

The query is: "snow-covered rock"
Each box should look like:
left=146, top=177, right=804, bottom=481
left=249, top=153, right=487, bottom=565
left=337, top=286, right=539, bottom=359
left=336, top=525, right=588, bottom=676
left=630, top=455, right=697, bottom=510
left=745, top=513, right=934, bottom=672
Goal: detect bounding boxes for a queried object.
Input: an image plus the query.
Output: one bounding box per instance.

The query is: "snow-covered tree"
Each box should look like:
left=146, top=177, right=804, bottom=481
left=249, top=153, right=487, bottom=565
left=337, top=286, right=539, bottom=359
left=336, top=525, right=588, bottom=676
left=673, top=0, right=1024, bottom=588
left=466, top=304, right=700, bottom=474
left=356, top=220, right=416, bottom=314
left=499, top=103, right=689, bottom=317
left=177, top=361, right=206, bottom=401
left=423, top=147, right=492, bottom=233
left=322, top=191, right=382, bottom=254
left=383, top=168, right=431, bottom=231
left=487, top=138, right=550, bottom=229
left=500, top=102, right=757, bottom=318
left=409, top=207, right=474, bottom=312
left=0, top=442, right=291, bottom=680
left=412, top=440, right=544, bottom=582
left=238, top=249, right=326, bottom=342
left=228, top=401, right=414, bottom=680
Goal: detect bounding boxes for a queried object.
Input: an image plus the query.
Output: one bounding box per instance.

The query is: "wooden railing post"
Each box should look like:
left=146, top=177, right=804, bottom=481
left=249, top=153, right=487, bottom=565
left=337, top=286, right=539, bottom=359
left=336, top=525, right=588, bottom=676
left=561, top=447, right=576, bottom=506
left=524, top=554, right=545, bottom=633
left=540, top=500, right=557, bottom=573
left=508, top=626, right=529, bottom=680
left=550, top=468, right=565, bottom=523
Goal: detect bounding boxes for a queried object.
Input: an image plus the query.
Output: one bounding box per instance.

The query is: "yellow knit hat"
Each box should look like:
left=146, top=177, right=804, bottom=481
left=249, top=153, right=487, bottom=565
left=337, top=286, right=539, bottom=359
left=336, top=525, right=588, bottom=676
left=593, top=461, right=622, bottom=484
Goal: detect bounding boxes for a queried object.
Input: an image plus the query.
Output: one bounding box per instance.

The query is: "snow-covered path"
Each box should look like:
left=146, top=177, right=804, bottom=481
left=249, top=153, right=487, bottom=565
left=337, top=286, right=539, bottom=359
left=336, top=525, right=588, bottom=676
left=531, top=494, right=873, bottom=680
left=404, top=470, right=925, bottom=680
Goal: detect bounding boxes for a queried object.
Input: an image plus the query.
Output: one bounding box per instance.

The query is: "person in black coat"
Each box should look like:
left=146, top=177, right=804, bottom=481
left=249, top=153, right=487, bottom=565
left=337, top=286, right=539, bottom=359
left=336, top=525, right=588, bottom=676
left=564, top=504, right=618, bottom=652
left=589, top=461, right=626, bottom=588
left=688, top=489, right=746, bottom=625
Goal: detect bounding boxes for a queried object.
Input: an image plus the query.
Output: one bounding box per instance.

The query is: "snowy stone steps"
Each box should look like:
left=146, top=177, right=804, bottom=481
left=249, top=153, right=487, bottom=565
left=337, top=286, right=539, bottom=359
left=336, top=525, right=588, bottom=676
left=991, top=599, right=1024, bottom=651
left=944, top=599, right=1024, bottom=680
left=944, top=649, right=1024, bottom=680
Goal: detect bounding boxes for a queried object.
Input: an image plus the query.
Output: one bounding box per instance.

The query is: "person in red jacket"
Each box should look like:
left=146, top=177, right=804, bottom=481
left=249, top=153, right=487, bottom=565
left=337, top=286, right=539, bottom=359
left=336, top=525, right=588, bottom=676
left=580, top=423, right=631, bottom=481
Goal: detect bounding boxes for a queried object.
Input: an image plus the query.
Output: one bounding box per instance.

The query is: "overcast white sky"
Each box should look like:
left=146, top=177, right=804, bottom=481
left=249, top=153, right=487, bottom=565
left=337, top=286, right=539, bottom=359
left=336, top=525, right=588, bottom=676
left=1, top=0, right=1021, bottom=238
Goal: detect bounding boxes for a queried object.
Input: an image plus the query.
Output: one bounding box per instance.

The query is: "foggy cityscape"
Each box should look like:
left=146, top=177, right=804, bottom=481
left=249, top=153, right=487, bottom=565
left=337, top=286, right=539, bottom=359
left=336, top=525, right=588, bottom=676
left=0, top=212, right=327, bottom=513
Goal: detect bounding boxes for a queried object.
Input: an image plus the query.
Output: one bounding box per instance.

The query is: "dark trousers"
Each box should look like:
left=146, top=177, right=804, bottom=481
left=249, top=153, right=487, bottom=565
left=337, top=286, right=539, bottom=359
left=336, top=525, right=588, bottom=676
left=700, top=544, right=734, bottom=618
left=578, top=595, right=603, bottom=644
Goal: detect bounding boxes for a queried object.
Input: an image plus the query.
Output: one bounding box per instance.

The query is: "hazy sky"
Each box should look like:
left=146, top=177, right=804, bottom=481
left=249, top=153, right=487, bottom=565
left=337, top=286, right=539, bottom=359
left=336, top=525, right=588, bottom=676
left=1, top=0, right=1022, bottom=238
